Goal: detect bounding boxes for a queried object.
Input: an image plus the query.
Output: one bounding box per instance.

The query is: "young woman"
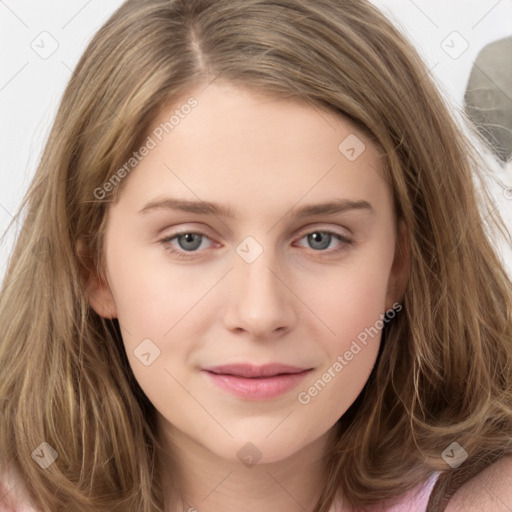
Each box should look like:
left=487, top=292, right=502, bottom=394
left=1, top=1, right=511, bottom=511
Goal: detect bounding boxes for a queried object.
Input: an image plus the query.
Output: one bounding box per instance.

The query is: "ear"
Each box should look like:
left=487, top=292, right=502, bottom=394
left=76, top=239, right=117, bottom=319
left=385, top=218, right=410, bottom=311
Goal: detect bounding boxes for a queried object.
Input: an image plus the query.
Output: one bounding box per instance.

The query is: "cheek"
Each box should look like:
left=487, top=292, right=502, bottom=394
left=342, top=264, right=390, bottom=328
left=296, top=262, right=388, bottom=414
left=301, top=250, right=392, bottom=340
left=105, top=241, right=215, bottom=396
left=298, top=246, right=392, bottom=408
left=106, top=236, right=203, bottom=331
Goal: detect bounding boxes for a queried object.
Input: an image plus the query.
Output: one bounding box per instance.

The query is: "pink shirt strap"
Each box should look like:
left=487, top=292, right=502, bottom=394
left=329, top=472, right=440, bottom=512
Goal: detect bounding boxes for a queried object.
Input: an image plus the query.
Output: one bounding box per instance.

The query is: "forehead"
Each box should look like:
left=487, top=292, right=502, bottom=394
left=113, top=82, right=390, bottom=219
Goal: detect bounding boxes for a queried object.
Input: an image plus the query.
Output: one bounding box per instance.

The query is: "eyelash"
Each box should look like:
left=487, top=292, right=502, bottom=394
left=158, top=228, right=353, bottom=260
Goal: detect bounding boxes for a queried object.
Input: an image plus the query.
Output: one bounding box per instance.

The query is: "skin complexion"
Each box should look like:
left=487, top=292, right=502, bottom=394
left=87, top=81, right=408, bottom=512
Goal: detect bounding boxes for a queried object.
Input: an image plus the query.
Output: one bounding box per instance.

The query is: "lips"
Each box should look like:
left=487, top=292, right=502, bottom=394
left=201, top=363, right=313, bottom=400
left=202, top=363, right=310, bottom=378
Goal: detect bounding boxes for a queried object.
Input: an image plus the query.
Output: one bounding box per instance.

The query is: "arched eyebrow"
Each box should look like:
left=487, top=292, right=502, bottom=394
left=138, top=197, right=374, bottom=218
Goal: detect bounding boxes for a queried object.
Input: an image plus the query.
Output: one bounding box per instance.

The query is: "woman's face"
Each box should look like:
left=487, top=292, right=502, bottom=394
left=87, top=81, right=408, bottom=465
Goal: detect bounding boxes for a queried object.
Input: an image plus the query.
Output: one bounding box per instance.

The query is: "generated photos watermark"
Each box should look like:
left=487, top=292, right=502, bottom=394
left=93, top=97, right=198, bottom=200
left=297, top=302, right=402, bottom=405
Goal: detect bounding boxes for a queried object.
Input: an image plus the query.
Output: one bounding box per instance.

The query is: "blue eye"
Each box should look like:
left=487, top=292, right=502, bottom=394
left=159, top=229, right=352, bottom=260
left=159, top=231, right=213, bottom=259
left=296, top=231, right=351, bottom=252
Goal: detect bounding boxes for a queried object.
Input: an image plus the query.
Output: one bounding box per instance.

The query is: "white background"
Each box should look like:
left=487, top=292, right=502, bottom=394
left=1, top=0, right=511, bottom=285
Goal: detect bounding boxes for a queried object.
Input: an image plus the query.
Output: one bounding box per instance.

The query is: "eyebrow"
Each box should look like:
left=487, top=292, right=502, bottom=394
left=138, top=197, right=374, bottom=218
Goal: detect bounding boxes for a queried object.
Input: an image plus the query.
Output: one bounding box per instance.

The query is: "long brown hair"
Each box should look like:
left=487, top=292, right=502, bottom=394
left=1, top=1, right=511, bottom=511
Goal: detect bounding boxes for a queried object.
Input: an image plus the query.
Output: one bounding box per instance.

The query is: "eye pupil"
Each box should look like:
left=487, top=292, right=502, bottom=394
left=308, top=232, right=331, bottom=250
left=178, top=233, right=202, bottom=251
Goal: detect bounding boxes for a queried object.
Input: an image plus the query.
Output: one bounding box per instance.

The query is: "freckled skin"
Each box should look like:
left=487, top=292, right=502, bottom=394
left=87, top=81, right=408, bottom=512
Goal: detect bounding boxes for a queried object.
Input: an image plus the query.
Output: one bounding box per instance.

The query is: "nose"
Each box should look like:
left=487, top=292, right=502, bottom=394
left=222, top=243, right=298, bottom=340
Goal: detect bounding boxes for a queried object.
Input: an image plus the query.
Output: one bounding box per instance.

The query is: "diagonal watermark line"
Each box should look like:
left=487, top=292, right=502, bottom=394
left=493, top=174, right=512, bottom=193
left=266, top=163, right=336, bottom=234
left=266, top=265, right=337, bottom=335
left=477, top=472, right=512, bottom=511
left=164, top=163, right=233, bottom=235
left=0, top=445, right=20, bottom=506
left=0, top=259, right=30, bottom=303
left=455, top=192, right=503, bottom=262
left=163, top=267, right=234, bottom=337
left=0, top=1, right=29, bottom=29
left=265, top=410, right=295, bottom=438
left=200, top=471, right=233, bottom=503
left=114, top=318, right=132, bottom=337
left=471, top=0, right=503, bottom=30
left=0, top=480, right=19, bottom=507
left=482, top=196, right=501, bottom=224
left=60, top=61, right=125, bottom=125
left=199, top=74, right=219, bottom=94
left=0, top=62, right=29, bottom=92
left=61, top=0, right=93, bottom=29
left=304, top=96, right=338, bottom=132
left=265, top=470, right=308, bottom=511
left=0, top=203, right=21, bottom=226
left=0, top=202, right=28, bottom=296
left=401, top=61, right=439, bottom=104
left=163, top=367, right=234, bottom=437
left=407, top=0, right=439, bottom=29
left=85, top=262, right=134, bottom=336
left=470, top=62, right=512, bottom=105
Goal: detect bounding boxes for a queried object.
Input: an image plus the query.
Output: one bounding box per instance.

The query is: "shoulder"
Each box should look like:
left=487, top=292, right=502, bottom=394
left=444, top=454, right=512, bottom=511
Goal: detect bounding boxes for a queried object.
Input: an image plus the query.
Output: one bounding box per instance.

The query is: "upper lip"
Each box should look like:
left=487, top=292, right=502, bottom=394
left=202, top=363, right=311, bottom=378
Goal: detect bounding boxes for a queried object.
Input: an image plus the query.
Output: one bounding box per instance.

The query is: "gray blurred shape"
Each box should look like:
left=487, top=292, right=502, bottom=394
left=464, top=36, right=512, bottom=163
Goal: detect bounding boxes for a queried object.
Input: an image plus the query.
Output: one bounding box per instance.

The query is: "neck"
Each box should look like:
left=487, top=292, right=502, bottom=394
left=158, top=416, right=338, bottom=512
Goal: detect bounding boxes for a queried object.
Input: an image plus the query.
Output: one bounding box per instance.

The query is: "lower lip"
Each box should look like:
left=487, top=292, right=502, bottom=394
left=202, top=369, right=312, bottom=400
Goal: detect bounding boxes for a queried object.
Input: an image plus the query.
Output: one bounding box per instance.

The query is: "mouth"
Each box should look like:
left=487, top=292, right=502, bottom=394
left=202, top=363, right=312, bottom=378
left=201, top=363, right=313, bottom=400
